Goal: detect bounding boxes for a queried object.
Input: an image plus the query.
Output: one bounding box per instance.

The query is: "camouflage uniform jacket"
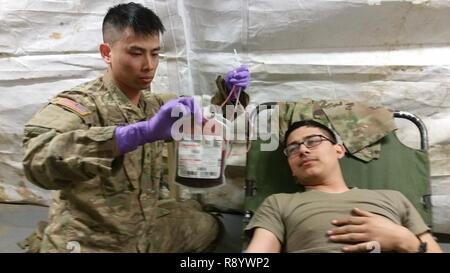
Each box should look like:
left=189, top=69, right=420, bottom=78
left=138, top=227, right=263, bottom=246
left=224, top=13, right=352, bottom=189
left=278, top=99, right=396, bottom=162
left=22, top=74, right=233, bottom=252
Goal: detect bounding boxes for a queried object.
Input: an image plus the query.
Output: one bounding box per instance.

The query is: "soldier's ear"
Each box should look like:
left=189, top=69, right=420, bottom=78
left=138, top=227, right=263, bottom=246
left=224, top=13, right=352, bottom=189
left=99, top=43, right=112, bottom=64
left=335, top=143, right=346, bottom=159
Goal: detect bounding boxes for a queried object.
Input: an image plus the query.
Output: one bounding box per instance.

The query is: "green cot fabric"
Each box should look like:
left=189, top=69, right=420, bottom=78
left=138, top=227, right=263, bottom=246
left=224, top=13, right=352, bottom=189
left=340, top=131, right=431, bottom=225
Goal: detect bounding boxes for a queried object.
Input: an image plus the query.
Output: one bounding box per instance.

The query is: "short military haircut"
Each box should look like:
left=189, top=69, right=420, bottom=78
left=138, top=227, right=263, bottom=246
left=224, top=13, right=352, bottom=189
left=102, top=2, right=165, bottom=44
left=284, top=120, right=337, bottom=145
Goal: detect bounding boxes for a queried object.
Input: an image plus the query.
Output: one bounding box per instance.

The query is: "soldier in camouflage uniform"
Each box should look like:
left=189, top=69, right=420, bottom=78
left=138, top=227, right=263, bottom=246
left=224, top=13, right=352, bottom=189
left=21, top=3, right=250, bottom=253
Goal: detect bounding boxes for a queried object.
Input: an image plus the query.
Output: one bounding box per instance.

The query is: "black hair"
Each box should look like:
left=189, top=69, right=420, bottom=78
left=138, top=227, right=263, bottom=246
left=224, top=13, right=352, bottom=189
left=284, top=120, right=337, bottom=145
left=102, top=2, right=165, bottom=43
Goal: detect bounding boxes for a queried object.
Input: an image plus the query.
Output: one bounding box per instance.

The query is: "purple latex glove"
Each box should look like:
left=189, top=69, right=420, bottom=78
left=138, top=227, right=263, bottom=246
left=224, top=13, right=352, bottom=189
left=224, top=65, right=250, bottom=91
left=115, top=97, right=202, bottom=154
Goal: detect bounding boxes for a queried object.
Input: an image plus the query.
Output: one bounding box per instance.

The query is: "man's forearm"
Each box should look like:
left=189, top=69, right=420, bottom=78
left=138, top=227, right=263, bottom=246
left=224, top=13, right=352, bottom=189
left=23, top=126, right=117, bottom=189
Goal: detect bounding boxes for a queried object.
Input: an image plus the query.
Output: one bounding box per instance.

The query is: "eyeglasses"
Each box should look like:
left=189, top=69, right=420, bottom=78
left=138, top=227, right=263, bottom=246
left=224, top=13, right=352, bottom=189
left=283, top=134, right=335, bottom=157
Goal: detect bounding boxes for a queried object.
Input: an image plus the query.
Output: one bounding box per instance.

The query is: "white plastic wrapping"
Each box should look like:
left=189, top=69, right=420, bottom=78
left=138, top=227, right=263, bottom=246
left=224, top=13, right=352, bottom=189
left=0, top=0, right=449, bottom=233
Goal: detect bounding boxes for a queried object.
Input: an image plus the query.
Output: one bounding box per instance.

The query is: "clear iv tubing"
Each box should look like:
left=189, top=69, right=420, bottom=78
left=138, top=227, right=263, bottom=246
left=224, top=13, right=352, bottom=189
left=219, top=85, right=253, bottom=154
left=219, top=49, right=253, bottom=153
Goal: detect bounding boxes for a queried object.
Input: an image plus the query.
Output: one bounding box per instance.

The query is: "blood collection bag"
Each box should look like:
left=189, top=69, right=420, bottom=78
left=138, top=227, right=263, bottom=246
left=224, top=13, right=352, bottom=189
left=175, top=114, right=229, bottom=189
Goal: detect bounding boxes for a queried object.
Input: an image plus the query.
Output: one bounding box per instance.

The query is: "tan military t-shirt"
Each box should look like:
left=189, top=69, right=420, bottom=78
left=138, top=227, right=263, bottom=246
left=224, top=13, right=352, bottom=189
left=245, top=188, right=429, bottom=253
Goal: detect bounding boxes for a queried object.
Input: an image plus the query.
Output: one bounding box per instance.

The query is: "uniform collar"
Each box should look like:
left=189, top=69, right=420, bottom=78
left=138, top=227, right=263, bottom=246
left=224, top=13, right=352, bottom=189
left=102, top=72, right=147, bottom=122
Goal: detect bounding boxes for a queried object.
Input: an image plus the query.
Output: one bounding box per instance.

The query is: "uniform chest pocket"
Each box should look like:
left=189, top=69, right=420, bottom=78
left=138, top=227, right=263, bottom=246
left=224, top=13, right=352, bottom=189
left=101, top=155, right=138, bottom=196
left=100, top=167, right=129, bottom=197
left=101, top=144, right=142, bottom=199
left=122, top=150, right=141, bottom=189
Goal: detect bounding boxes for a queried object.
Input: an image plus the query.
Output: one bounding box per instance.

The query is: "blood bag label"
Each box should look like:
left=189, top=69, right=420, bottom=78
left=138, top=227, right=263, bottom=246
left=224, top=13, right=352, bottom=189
left=177, top=138, right=223, bottom=179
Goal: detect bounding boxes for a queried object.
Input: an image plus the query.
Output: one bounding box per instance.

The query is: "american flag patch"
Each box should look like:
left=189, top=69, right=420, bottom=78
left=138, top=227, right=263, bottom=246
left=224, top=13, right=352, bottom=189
left=52, top=97, right=91, bottom=116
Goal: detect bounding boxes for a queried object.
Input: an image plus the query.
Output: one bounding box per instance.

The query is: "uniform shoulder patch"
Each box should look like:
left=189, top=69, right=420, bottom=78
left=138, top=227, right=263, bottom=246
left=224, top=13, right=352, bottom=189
left=52, top=97, right=91, bottom=116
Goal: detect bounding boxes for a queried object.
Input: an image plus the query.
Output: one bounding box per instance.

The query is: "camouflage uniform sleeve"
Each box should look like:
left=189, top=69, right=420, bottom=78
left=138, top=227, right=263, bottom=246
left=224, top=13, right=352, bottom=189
left=23, top=101, right=117, bottom=190
left=211, top=75, right=249, bottom=109
left=155, top=93, right=177, bottom=104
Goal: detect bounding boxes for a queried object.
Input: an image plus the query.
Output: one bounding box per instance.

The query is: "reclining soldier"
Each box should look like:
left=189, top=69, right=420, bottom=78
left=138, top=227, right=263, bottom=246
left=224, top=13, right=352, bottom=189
left=245, top=120, right=442, bottom=253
